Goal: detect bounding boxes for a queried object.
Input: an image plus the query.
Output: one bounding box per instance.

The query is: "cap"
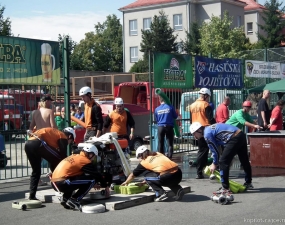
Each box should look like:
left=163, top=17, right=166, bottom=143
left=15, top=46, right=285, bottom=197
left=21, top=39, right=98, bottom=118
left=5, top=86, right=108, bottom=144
left=41, top=96, right=54, bottom=102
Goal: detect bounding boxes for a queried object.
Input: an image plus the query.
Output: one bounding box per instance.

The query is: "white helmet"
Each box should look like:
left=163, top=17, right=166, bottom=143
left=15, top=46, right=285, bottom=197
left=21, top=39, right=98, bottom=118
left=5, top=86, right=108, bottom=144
left=114, top=97, right=124, bottom=105
left=136, top=145, right=148, bottom=158
left=82, top=144, right=98, bottom=156
left=63, top=127, right=76, bottom=139
left=190, top=122, right=203, bottom=134
left=199, top=88, right=211, bottom=96
left=79, top=86, right=92, bottom=96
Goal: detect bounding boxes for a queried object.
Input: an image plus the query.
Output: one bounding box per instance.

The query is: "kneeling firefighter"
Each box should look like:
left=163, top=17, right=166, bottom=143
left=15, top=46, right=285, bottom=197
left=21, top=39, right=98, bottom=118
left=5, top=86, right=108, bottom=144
left=121, top=145, right=184, bottom=202
left=51, top=144, right=112, bottom=210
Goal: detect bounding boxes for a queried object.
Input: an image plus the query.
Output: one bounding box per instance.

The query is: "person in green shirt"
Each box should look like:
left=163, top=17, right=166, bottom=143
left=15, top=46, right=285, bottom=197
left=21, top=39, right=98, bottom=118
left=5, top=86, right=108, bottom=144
left=55, top=106, right=65, bottom=131
left=226, top=101, right=262, bottom=130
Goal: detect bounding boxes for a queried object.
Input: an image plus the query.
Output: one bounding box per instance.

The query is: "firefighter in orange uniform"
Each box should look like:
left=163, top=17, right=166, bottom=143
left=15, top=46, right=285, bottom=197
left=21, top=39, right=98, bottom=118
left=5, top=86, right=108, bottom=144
left=189, top=88, right=216, bottom=179
left=51, top=145, right=112, bottom=210
left=121, top=145, right=184, bottom=202
left=24, top=127, right=75, bottom=200
left=103, top=97, right=135, bottom=140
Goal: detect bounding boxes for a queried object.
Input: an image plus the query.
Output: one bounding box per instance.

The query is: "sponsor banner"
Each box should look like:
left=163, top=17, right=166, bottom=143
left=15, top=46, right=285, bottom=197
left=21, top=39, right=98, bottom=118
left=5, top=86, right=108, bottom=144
left=0, top=36, right=60, bottom=85
left=245, top=60, right=281, bottom=78
left=153, top=52, right=193, bottom=88
left=195, top=56, right=242, bottom=88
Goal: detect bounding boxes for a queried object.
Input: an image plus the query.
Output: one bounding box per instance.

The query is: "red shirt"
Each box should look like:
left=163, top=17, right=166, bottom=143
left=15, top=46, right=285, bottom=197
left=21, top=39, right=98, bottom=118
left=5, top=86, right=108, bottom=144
left=215, top=103, right=229, bottom=123
left=270, top=106, right=283, bottom=131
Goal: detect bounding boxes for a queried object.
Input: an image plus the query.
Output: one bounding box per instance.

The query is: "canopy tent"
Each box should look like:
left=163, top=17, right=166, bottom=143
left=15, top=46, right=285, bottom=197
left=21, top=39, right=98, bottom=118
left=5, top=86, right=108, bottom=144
left=263, top=79, right=285, bottom=93
left=246, top=85, right=266, bottom=94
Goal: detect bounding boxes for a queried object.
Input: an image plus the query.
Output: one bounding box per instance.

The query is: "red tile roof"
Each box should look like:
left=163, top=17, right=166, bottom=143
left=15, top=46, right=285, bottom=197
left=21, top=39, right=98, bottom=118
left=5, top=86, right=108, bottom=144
left=119, top=0, right=180, bottom=10
left=238, top=0, right=266, bottom=11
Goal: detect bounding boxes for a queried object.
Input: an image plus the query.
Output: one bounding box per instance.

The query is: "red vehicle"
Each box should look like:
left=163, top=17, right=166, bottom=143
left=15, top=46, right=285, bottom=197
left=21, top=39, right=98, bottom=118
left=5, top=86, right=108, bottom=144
left=74, top=82, right=181, bottom=150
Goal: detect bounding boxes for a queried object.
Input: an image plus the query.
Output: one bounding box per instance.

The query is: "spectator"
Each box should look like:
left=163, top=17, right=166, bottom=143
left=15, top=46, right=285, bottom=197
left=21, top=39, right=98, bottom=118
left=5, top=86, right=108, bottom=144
left=55, top=106, right=65, bottom=131
left=74, top=107, right=84, bottom=121
left=154, top=95, right=178, bottom=159
left=70, top=104, right=76, bottom=116
left=216, top=96, right=231, bottom=123
left=29, top=96, right=57, bottom=131
left=269, top=100, right=285, bottom=131
left=257, top=90, right=271, bottom=130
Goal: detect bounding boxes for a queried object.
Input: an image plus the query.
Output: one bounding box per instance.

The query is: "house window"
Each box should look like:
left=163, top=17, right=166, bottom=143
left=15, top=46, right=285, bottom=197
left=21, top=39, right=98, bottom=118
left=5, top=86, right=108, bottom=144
left=173, top=14, right=182, bottom=31
left=247, top=22, right=253, bottom=34
left=237, top=16, right=241, bottom=27
left=143, top=18, right=151, bottom=30
left=129, top=20, right=137, bottom=36
left=130, top=47, right=138, bottom=63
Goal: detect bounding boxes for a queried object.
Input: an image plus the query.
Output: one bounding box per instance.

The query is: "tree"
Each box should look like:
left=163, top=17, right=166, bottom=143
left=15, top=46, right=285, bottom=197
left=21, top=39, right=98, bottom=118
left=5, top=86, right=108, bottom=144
left=199, top=11, right=250, bottom=58
left=257, top=0, right=285, bottom=48
left=0, top=5, right=12, bottom=36
left=58, top=34, right=77, bottom=69
left=71, top=14, right=123, bottom=72
left=140, top=10, right=178, bottom=59
left=182, top=21, right=201, bottom=55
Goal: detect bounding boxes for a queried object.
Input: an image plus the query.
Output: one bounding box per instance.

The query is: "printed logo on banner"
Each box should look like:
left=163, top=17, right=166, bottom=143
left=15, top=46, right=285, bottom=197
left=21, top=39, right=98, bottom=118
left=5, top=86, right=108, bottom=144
left=246, top=61, right=254, bottom=75
left=197, top=61, right=206, bottom=74
left=164, top=58, right=186, bottom=81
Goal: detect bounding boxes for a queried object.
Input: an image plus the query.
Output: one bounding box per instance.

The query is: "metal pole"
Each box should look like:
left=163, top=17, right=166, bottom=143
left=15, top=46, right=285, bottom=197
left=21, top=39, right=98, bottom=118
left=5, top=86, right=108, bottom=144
left=149, top=50, right=153, bottom=151
left=63, top=37, right=70, bottom=128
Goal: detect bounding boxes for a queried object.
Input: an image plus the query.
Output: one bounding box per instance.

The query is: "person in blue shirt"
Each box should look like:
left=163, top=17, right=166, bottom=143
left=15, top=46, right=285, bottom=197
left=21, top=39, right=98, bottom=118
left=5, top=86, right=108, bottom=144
left=74, top=107, right=84, bottom=121
left=190, top=122, right=253, bottom=193
left=154, top=96, right=178, bottom=159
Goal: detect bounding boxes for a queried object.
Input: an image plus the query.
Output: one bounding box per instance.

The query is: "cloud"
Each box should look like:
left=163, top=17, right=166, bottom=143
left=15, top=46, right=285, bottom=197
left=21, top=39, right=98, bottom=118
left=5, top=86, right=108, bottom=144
left=10, top=11, right=109, bottom=43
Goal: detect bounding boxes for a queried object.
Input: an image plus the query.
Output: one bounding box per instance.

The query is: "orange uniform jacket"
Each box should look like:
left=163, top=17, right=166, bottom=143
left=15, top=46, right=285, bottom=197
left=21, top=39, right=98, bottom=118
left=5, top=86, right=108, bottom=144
left=52, top=152, right=91, bottom=179
left=28, top=127, right=67, bottom=150
left=190, top=99, right=211, bottom=126
left=140, top=153, right=178, bottom=173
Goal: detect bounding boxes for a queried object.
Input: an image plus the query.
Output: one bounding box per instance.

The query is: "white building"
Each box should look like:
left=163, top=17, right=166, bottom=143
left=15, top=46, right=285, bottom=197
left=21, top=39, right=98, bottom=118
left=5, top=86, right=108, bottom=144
left=119, top=0, right=284, bottom=72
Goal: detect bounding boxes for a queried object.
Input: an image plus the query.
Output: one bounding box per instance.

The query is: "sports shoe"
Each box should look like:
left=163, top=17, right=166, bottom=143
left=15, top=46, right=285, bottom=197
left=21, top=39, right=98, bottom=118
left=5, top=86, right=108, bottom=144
left=28, top=196, right=39, bottom=201
left=66, top=198, right=82, bottom=211
left=196, top=174, right=204, bottom=179
left=154, top=192, right=168, bottom=202
left=209, top=174, right=216, bottom=180
left=213, top=187, right=231, bottom=195
left=243, top=182, right=254, bottom=189
left=60, top=197, right=71, bottom=209
left=173, top=188, right=185, bottom=201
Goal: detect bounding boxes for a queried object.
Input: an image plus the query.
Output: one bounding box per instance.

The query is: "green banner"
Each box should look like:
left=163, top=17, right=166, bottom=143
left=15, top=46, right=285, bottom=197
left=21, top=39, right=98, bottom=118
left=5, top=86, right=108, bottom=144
left=0, top=36, right=60, bottom=85
left=153, top=52, right=193, bottom=88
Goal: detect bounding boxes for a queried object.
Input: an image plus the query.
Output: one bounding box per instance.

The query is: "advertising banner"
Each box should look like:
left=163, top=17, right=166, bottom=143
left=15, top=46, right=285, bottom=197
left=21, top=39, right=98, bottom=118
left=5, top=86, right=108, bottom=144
left=195, top=56, right=243, bottom=88
left=245, top=60, right=281, bottom=78
left=281, top=63, right=285, bottom=79
left=0, top=36, right=60, bottom=85
left=153, top=52, right=193, bottom=88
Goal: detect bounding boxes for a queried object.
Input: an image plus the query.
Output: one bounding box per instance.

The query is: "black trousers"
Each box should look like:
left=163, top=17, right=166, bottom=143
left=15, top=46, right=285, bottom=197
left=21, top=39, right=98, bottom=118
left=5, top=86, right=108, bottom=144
left=157, top=126, right=174, bottom=159
left=219, top=132, right=252, bottom=189
left=196, top=137, right=210, bottom=175
left=53, top=175, right=95, bottom=201
left=25, top=140, right=66, bottom=199
left=144, top=168, right=182, bottom=196
left=84, top=130, right=96, bottom=142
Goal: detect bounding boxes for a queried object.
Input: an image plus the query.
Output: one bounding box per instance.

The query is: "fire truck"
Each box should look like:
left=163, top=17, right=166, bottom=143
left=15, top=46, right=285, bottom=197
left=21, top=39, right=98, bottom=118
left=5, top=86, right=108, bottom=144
left=0, top=94, right=23, bottom=140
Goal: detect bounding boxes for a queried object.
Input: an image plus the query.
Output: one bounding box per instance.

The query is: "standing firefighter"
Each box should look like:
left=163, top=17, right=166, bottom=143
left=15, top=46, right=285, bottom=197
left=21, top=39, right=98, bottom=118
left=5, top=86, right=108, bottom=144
left=189, top=88, right=216, bottom=179
left=25, top=127, right=75, bottom=200
left=79, top=86, right=103, bottom=141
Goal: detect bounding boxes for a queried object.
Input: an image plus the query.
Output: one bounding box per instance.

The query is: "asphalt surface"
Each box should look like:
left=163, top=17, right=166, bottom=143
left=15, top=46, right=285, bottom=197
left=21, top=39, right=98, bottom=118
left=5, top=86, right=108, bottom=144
left=1, top=153, right=285, bottom=225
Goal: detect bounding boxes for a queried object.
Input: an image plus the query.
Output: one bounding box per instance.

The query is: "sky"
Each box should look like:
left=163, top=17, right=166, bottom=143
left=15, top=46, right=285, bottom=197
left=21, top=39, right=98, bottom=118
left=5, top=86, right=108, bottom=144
left=1, top=0, right=269, bottom=43
left=1, top=0, right=131, bottom=43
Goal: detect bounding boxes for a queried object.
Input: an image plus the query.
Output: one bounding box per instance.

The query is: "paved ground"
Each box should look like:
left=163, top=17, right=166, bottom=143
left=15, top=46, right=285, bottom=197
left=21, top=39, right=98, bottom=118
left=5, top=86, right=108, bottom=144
left=1, top=153, right=285, bottom=225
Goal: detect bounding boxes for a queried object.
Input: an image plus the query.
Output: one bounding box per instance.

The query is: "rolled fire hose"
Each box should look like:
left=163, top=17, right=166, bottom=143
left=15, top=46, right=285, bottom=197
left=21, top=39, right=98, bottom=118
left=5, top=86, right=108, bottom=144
left=12, top=200, right=42, bottom=210
left=155, top=89, right=180, bottom=137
